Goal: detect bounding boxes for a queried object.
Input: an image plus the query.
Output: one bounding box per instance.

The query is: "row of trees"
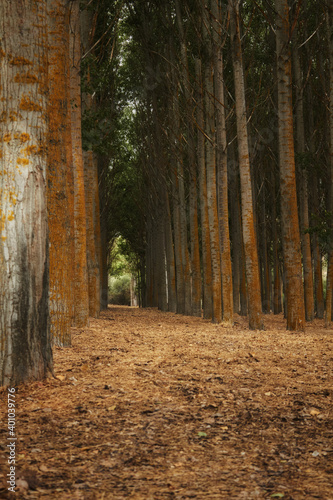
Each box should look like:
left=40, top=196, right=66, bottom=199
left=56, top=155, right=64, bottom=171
left=1, top=0, right=333, bottom=385
left=106, top=0, right=333, bottom=331
left=0, top=0, right=105, bottom=386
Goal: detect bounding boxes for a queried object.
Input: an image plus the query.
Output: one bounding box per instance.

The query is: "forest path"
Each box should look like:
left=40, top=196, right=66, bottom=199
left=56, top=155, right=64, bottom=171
left=1, top=306, right=332, bottom=499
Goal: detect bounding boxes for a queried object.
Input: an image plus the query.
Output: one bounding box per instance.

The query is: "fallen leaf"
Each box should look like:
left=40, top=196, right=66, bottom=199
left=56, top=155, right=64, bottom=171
left=16, top=479, right=29, bottom=490
left=310, top=408, right=321, bottom=416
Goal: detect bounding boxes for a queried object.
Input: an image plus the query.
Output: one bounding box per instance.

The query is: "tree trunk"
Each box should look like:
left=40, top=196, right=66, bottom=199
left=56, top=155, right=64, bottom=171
left=0, top=0, right=52, bottom=386
left=325, top=5, right=333, bottom=325
left=47, top=0, right=74, bottom=346
left=196, top=58, right=213, bottom=320
left=292, top=33, right=314, bottom=322
left=271, top=167, right=282, bottom=314
left=275, top=0, right=305, bottom=331
left=205, top=59, right=223, bottom=324
left=83, top=150, right=101, bottom=317
left=213, top=0, right=233, bottom=324
left=69, top=0, right=89, bottom=327
left=261, top=185, right=271, bottom=313
left=80, top=6, right=101, bottom=318
left=229, top=0, right=264, bottom=330
left=175, top=0, right=202, bottom=317
left=165, top=190, right=177, bottom=313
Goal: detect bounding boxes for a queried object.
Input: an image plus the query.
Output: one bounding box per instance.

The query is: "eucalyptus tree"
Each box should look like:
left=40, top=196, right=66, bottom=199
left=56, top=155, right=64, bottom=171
left=69, top=0, right=90, bottom=327
left=325, top=1, right=333, bottom=325
left=292, top=20, right=314, bottom=322
left=275, top=0, right=305, bottom=331
left=47, top=0, right=74, bottom=346
left=228, top=0, right=264, bottom=330
left=0, top=0, right=52, bottom=385
left=212, top=0, right=233, bottom=324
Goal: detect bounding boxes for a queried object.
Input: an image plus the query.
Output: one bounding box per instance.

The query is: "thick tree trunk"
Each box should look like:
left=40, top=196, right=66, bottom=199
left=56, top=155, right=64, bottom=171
left=229, top=0, right=264, bottom=330
left=47, top=0, right=74, bottom=346
left=0, top=0, right=52, bottom=386
left=69, top=0, right=89, bottom=327
left=275, top=0, right=305, bottom=331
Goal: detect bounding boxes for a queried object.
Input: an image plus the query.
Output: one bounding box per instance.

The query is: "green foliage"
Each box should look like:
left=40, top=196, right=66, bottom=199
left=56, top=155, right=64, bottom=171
left=109, top=274, right=131, bottom=305
left=109, top=236, right=139, bottom=276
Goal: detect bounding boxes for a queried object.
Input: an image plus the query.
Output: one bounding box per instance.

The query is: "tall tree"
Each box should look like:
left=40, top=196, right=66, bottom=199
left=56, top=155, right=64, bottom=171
left=204, top=8, right=223, bottom=324
left=325, top=2, right=333, bottom=325
left=292, top=28, right=314, bottom=322
left=275, top=0, right=305, bottom=331
left=47, top=0, right=75, bottom=346
left=196, top=58, right=213, bottom=320
left=81, top=4, right=101, bottom=318
left=212, top=0, right=234, bottom=324
left=229, top=0, right=264, bottom=330
left=69, top=0, right=89, bottom=327
left=175, top=0, right=202, bottom=317
left=0, top=0, right=52, bottom=385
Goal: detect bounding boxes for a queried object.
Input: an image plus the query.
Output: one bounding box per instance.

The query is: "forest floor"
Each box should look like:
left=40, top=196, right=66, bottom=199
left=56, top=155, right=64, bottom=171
left=0, top=306, right=333, bottom=500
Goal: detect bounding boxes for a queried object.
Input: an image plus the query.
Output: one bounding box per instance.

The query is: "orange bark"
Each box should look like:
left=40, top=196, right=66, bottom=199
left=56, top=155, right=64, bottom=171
left=47, top=0, right=74, bottom=346
left=80, top=5, right=101, bottom=318
left=229, top=0, right=263, bottom=330
left=69, top=0, right=89, bottom=327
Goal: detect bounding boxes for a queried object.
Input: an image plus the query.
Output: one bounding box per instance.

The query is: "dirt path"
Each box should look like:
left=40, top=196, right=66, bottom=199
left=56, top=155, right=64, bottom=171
left=1, top=306, right=332, bottom=499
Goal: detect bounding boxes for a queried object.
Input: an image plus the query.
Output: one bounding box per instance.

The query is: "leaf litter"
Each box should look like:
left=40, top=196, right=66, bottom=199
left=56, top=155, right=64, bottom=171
left=0, top=306, right=332, bottom=499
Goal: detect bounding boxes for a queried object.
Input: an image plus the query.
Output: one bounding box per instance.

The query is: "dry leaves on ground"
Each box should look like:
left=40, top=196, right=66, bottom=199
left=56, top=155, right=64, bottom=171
left=0, top=306, right=332, bottom=499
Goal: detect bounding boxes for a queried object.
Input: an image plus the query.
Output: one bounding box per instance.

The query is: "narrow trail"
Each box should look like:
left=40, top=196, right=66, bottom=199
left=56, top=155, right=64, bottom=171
left=1, top=306, right=332, bottom=499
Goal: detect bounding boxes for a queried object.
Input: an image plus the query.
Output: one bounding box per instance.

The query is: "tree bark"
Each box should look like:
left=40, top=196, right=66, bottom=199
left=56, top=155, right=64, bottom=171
left=213, top=0, right=233, bottom=324
left=229, top=0, right=264, bottom=330
left=175, top=0, right=202, bottom=317
left=325, top=5, right=333, bottom=326
left=0, top=0, right=52, bottom=386
left=292, top=32, right=314, bottom=321
left=205, top=59, right=223, bottom=324
left=165, top=189, right=177, bottom=313
left=69, top=0, right=89, bottom=327
left=80, top=5, right=101, bottom=318
left=275, top=0, right=305, bottom=331
left=196, top=58, right=213, bottom=320
left=47, top=0, right=74, bottom=346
